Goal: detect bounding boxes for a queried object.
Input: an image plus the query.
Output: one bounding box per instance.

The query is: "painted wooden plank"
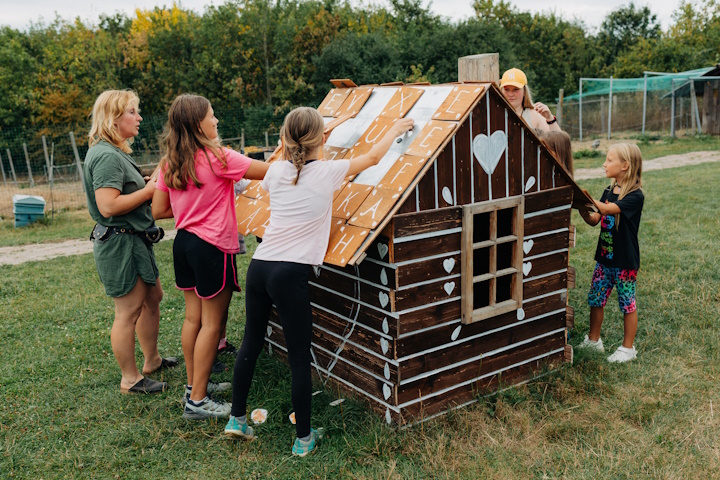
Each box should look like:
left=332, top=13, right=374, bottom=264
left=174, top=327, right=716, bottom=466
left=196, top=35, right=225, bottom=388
left=505, top=104, right=524, bottom=197
left=346, top=116, right=399, bottom=159
left=524, top=209, right=571, bottom=237
left=435, top=142, right=457, bottom=208
left=489, top=89, right=510, bottom=200
left=433, top=85, right=487, bottom=121
left=566, top=305, right=575, bottom=329
left=398, top=312, right=565, bottom=381
left=323, top=259, right=397, bottom=290
left=454, top=112, right=474, bottom=206
left=521, top=231, right=569, bottom=259
left=324, top=219, right=371, bottom=267
left=397, top=292, right=566, bottom=358
left=349, top=186, right=405, bottom=230
left=397, top=188, right=417, bottom=214
left=311, top=290, right=399, bottom=337
left=394, top=275, right=461, bottom=311
left=397, top=331, right=566, bottom=404
left=415, top=169, right=438, bottom=212
left=310, top=267, right=392, bottom=311
left=470, top=98, right=490, bottom=203
left=323, top=145, right=349, bottom=161
left=380, top=87, right=425, bottom=118
left=333, top=182, right=374, bottom=220
left=393, top=206, right=462, bottom=238
left=393, top=232, right=461, bottom=263
left=334, top=87, right=373, bottom=118
left=405, top=120, right=457, bottom=158
left=235, top=196, right=271, bottom=237
left=524, top=186, right=573, bottom=215
left=397, top=299, right=461, bottom=336
left=396, top=252, right=461, bottom=287
left=522, top=251, right=568, bottom=281
left=312, top=307, right=396, bottom=360
left=318, top=88, right=352, bottom=116
left=523, top=271, right=567, bottom=299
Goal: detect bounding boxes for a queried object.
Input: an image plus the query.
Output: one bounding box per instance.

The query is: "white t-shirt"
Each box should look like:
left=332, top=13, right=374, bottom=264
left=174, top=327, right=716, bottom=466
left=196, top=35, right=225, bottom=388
left=253, top=159, right=350, bottom=265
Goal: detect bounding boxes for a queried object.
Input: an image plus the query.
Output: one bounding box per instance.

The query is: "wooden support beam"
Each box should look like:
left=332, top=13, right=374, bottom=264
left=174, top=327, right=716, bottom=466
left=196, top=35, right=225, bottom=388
left=458, top=53, right=499, bottom=84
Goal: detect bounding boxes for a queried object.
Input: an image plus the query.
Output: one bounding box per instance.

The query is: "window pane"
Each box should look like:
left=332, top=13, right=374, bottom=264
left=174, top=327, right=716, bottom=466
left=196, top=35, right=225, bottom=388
left=473, top=247, right=491, bottom=275
left=496, top=274, right=514, bottom=303
left=473, top=212, right=491, bottom=242
left=473, top=280, right=490, bottom=308
left=497, top=207, right=515, bottom=238
left=497, top=242, right=515, bottom=271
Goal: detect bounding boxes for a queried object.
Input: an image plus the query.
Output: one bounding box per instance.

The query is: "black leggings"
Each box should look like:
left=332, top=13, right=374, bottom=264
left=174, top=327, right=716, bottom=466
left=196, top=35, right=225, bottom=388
left=231, top=259, right=313, bottom=438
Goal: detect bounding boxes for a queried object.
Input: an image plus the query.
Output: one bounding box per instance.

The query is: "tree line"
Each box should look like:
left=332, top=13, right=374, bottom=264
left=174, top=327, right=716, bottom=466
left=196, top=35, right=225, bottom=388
left=0, top=0, right=718, bottom=144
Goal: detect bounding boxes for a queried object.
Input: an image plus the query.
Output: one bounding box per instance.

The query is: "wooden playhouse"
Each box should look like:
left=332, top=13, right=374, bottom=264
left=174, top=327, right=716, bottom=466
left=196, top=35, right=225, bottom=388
left=235, top=70, right=593, bottom=426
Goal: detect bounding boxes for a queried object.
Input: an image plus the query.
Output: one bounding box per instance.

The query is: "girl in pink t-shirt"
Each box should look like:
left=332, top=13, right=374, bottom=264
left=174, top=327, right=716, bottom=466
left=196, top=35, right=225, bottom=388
left=224, top=107, right=413, bottom=455
left=152, top=94, right=268, bottom=420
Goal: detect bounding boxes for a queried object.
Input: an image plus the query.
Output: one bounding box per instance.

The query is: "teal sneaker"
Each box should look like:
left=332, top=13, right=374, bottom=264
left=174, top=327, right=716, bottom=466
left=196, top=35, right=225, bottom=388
left=292, top=428, right=321, bottom=457
left=225, top=415, right=255, bottom=440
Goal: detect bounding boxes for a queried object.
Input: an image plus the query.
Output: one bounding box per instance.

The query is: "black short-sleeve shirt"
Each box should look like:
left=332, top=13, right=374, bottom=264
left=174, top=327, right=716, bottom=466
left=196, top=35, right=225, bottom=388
left=594, top=186, right=644, bottom=270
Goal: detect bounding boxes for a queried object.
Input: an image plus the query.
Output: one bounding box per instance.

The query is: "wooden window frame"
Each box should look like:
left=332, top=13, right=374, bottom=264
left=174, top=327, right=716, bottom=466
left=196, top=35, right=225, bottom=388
left=461, top=196, right=524, bottom=325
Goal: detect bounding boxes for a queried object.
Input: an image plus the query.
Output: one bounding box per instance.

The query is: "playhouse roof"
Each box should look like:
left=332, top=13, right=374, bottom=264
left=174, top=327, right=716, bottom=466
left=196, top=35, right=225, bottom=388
left=235, top=80, right=590, bottom=267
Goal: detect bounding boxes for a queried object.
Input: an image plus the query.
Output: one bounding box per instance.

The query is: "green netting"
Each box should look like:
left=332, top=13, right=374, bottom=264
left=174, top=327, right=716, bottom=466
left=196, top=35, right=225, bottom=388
left=564, top=67, right=715, bottom=101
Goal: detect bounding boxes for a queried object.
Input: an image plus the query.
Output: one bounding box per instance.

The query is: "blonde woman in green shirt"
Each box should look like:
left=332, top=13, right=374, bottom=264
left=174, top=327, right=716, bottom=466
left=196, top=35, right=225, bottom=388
left=84, top=90, right=177, bottom=394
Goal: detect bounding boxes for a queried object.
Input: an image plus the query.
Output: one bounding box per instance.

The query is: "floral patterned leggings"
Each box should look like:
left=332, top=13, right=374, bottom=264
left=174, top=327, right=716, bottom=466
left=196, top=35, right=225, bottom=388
left=587, top=263, right=638, bottom=314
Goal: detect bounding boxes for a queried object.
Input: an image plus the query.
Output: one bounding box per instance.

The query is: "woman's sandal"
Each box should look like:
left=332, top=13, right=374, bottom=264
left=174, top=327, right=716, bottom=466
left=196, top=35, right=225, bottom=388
left=142, top=357, right=179, bottom=375
left=121, top=377, right=168, bottom=394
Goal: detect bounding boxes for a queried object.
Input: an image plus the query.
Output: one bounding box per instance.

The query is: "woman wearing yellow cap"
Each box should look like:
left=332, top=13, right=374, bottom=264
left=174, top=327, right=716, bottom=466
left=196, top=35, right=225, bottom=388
left=500, top=68, right=561, bottom=133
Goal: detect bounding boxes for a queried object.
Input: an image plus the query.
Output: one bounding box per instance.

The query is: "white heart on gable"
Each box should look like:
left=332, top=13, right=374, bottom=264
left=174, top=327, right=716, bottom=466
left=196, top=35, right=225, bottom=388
left=523, top=239, right=534, bottom=255
left=451, top=325, right=462, bottom=341
left=443, top=258, right=455, bottom=273
left=472, top=130, right=507, bottom=175
left=441, top=187, right=453, bottom=205
left=377, top=243, right=389, bottom=259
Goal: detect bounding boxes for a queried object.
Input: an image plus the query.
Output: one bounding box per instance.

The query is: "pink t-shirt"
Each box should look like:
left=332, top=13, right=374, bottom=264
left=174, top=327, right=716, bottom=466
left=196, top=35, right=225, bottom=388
left=253, top=160, right=350, bottom=265
left=157, top=147, right=252, bottom=253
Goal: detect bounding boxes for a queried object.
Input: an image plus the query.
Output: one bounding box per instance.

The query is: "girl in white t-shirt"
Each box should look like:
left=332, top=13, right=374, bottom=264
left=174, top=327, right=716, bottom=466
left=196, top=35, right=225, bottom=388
left=225, top=107, right=413, bottom=456
left=152, top=94, right=268, bottom=420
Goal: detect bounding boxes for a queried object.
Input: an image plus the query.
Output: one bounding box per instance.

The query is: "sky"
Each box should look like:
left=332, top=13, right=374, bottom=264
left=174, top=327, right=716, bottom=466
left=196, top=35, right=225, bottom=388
left=1, top=0, right=682, bottom=32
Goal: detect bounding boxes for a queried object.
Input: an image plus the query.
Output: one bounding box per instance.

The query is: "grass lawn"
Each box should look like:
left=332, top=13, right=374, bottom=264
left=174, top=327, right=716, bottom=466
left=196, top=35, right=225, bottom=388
left=1, top=164, right=719, bottom=477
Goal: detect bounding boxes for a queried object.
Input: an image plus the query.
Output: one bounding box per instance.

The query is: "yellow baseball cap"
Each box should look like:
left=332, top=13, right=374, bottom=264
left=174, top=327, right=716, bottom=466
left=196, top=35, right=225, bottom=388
left=500, top=68, right=527, bottom=89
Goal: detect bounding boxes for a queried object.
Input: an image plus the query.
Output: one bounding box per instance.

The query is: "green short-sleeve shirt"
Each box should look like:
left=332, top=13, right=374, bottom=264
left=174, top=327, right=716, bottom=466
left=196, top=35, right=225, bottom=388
left=83, top=140, right=158, bottom=297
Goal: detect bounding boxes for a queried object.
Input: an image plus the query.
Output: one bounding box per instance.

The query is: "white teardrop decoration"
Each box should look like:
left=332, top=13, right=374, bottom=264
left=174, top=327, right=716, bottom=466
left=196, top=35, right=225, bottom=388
left=451, top=325, right=462, bottom=341
left=381, top=337, right=389, bottom=355
left=525, top=176, right=536, bottom=192
left=379, top=292, right=389, bottom=308
left=517, top=308, right=525, bottom=320
left=266, top=326, right=272, bottom=337
left=441, top=187, right=453, bottom=205
left=383, top=383, right=391, bottom=400
left=385, top=408, right=392, bottom=424
left=380, top=268, right=388, bottom=286
left=382, top=317, right=389, bottom=334
left=384, top=363, right=390, bottom=380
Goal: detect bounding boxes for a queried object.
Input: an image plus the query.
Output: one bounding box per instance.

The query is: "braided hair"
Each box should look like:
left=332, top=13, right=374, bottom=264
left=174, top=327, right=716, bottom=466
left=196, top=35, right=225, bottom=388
left=281, top=107, right=324, bottom=185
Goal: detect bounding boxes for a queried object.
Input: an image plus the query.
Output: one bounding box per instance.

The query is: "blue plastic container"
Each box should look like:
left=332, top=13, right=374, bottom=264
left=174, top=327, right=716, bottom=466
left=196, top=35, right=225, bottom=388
left=13, top=194, right=46, bottom=227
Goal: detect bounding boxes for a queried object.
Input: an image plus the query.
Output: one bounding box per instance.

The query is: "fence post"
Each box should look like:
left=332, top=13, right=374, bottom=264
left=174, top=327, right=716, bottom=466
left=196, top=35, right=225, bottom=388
left=579, top=78, right=583, bottom=142
left=265, top=131, right=269, bottom=148
left=241, top=129, right=245, bottom=152
left=42, top=135, right=51, bottom=181
left=557, top=89, right=563, bottom=127
left=7, top=149, right=18, bottom=186
left=0, top=149, right=6, bottom=186
left=23, top=143, right=34, bottom=187
left=69, top=131, right=85, bottom=190
left=641, top=73, right=647, bottom=135
left=670, top=79, right=676, bottom=138
left=690, top=79, right=702, bottom=135
left=607, top=76, right=613, bottom=140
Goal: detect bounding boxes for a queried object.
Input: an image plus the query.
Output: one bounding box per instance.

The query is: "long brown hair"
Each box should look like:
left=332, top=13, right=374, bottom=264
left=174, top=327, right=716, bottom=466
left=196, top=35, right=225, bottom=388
left=160, top=94, right=225, bottom=190
left=281, top=107, right=324, bottom=185
left=608, top=142, right=643, bottom=228
left=540, top=130, right=573, bottom=177
left=88, top=90, right=140, bottom=154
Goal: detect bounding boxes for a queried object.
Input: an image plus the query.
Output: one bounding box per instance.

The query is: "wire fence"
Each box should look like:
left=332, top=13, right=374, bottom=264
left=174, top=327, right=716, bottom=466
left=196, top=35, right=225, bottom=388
left=0, top=108, right=285, bottom=220
left=557, top=77, right=720, bottom=141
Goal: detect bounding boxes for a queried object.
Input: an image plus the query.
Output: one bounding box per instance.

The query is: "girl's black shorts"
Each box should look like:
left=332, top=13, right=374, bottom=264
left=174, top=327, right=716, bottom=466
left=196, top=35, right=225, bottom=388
left=173, top=229, right=240, bottom=299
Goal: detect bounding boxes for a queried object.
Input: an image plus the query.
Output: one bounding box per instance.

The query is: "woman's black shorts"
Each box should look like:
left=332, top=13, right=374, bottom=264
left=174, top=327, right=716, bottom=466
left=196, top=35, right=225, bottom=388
left=173, top=229, right=240, bottom=298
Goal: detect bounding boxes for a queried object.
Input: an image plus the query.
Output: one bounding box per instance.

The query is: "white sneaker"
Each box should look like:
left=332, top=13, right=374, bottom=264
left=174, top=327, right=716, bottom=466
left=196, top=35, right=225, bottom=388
left=183, top=396, right=232, bottom=420
left=578, top=334, right=605, bottom=352
left=607, top=345, right=637, bottom=363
